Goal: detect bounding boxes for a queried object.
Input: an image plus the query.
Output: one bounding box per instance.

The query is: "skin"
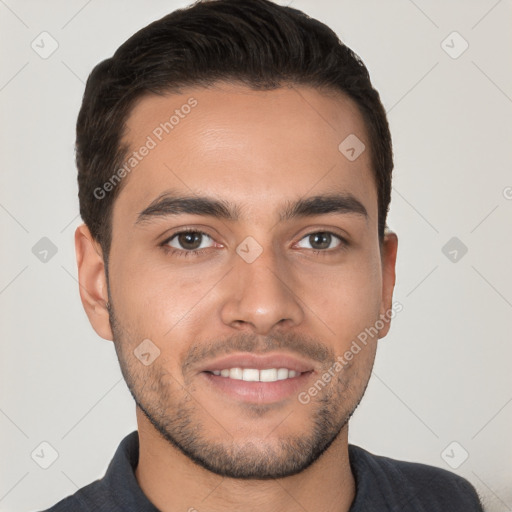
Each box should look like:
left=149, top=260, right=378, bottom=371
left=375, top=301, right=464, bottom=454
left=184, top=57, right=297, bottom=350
left=75, top=82, right=398, bottom=512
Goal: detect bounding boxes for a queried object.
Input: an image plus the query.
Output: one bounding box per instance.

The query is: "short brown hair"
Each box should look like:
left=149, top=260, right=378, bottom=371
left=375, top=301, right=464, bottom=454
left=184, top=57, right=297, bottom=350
left=76, top=0, right=393, bottom=264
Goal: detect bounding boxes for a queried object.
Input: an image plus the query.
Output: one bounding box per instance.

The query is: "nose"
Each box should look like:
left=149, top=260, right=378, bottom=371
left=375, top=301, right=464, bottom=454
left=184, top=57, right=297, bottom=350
left=219, top=245, right=305, bottom=335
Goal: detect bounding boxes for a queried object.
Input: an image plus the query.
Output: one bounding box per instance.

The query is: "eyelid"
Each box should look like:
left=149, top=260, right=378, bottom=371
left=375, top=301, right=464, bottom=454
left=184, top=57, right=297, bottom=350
left=159, top=225, right=220, bottom=244
left=161, top=228, right=219, bottom=247
left=294, top=231, right=347, bottom=250
left=293, top=225, right=350, bottom=245
left=159, top=226, right=350, bottom=256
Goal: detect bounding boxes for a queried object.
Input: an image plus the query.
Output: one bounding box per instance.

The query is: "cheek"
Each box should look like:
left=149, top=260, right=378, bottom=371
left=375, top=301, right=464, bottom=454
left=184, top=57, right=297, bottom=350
left=292, top=252, right=383, bottom=340
left=109, top=236, right=383, bottom=350
left=109, top=252, right=224, bottom=340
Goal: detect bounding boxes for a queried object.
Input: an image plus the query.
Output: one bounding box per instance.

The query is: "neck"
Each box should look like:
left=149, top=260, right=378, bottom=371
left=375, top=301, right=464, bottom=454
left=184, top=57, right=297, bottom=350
left=134, top=408, right=356, bottom=512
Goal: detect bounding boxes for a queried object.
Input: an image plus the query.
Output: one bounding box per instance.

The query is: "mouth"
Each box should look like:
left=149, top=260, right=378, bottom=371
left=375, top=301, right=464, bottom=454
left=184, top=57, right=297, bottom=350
left=198, top=352, right=316, bottom=404
left=204, top=367, right=306, bottom=382
left=200, top=369, right=314, bottom=403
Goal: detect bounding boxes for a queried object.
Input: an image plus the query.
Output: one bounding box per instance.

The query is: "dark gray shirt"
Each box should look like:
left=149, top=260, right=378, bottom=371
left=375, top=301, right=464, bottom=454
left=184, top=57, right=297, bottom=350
left=39, top=430, right=484, bottom=511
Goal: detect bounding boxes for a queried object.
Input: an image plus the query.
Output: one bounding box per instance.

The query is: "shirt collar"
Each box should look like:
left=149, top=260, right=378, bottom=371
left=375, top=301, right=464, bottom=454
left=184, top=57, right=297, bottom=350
left=103, top=430, right=160, bottom=511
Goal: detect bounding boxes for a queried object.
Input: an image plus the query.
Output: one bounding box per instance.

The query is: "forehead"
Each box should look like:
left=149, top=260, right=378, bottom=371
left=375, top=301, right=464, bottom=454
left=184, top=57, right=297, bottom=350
left=113, top=83, right=377, bottom=225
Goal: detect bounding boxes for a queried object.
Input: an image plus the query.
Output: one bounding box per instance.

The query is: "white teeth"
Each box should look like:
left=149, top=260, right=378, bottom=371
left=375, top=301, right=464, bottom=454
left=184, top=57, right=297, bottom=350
left=242, top=368, right=259, bottom=381
left=277, top=368, right=290, bottom=380
left=209, top=367, right=302, bottom=382
left=260, top=368, right=277, bottom=382
left=230, top=367, right=243, bottom=380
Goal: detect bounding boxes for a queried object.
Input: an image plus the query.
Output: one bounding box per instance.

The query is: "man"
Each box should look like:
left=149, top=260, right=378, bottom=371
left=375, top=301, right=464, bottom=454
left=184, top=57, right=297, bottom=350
left=42, top=0, right=484, bottom=510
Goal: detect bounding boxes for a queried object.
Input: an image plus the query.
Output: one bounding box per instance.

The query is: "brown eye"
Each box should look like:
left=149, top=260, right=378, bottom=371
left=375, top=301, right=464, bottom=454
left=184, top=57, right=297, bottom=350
left=309, top=232, right=331, bottom=250
left=166, top=231, right=213, bottom=251
left=178, top=232, right=202, bottom=250
left=296, top=231, right=342, bottom=251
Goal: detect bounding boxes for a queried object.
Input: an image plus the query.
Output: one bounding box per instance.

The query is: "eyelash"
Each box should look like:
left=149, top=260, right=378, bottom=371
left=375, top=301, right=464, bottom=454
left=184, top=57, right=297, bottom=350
left=160, top=228, right=348, bottom=258
left=160, top=228, right=213, bottom=258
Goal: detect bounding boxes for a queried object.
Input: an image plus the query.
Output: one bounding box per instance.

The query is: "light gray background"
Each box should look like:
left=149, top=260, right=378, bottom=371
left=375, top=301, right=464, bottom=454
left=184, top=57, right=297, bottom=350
left=1, top=0, right=511, bottom=511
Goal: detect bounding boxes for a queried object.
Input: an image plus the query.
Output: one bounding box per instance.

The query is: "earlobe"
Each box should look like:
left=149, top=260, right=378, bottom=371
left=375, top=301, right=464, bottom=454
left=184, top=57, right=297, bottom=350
left=75, top=224, right=114, bottom=341
left=378, top=229, right=398, bottom=339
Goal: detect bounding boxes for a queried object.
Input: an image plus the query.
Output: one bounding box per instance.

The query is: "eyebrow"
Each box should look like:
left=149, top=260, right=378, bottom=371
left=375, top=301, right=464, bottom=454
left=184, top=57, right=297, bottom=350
left=135, top=191, right=368, bottom=225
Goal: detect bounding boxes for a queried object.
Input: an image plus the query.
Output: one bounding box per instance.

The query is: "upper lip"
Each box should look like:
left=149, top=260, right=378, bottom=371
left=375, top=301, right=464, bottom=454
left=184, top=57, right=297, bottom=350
left=200, top=352, right=316, bottom=374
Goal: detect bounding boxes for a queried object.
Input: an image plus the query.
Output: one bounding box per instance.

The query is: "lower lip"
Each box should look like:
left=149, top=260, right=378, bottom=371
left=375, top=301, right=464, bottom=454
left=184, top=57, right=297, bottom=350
left=201, top=371, right=314, bottom=404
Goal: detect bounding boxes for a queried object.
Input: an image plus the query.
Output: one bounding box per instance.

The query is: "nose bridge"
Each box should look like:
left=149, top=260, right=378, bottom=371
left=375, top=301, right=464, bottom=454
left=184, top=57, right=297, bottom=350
left=220, top=240, right=304, bottom=333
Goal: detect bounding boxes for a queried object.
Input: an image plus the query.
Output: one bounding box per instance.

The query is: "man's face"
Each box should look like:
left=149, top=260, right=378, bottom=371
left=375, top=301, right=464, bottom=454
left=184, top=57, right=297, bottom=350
left=87, top=83, right=396, bottom=479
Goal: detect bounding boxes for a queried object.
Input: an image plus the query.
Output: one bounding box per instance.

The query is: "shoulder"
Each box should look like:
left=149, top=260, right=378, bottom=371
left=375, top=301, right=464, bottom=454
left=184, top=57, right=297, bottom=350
left=37, top=431, right=143, bottom=512
left=348, top=444, right=484, bottom=511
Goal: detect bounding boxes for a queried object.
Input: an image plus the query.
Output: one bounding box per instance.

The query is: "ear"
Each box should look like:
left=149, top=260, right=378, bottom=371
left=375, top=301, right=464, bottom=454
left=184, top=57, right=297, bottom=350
left=75, top=224, right=113, bottom=341
left=377, top=228, right=398, bottom=339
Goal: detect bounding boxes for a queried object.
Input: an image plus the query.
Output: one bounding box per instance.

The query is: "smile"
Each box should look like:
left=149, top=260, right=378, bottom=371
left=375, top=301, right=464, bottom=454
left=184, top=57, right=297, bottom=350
left=206, top=367, right=302, bottom=382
